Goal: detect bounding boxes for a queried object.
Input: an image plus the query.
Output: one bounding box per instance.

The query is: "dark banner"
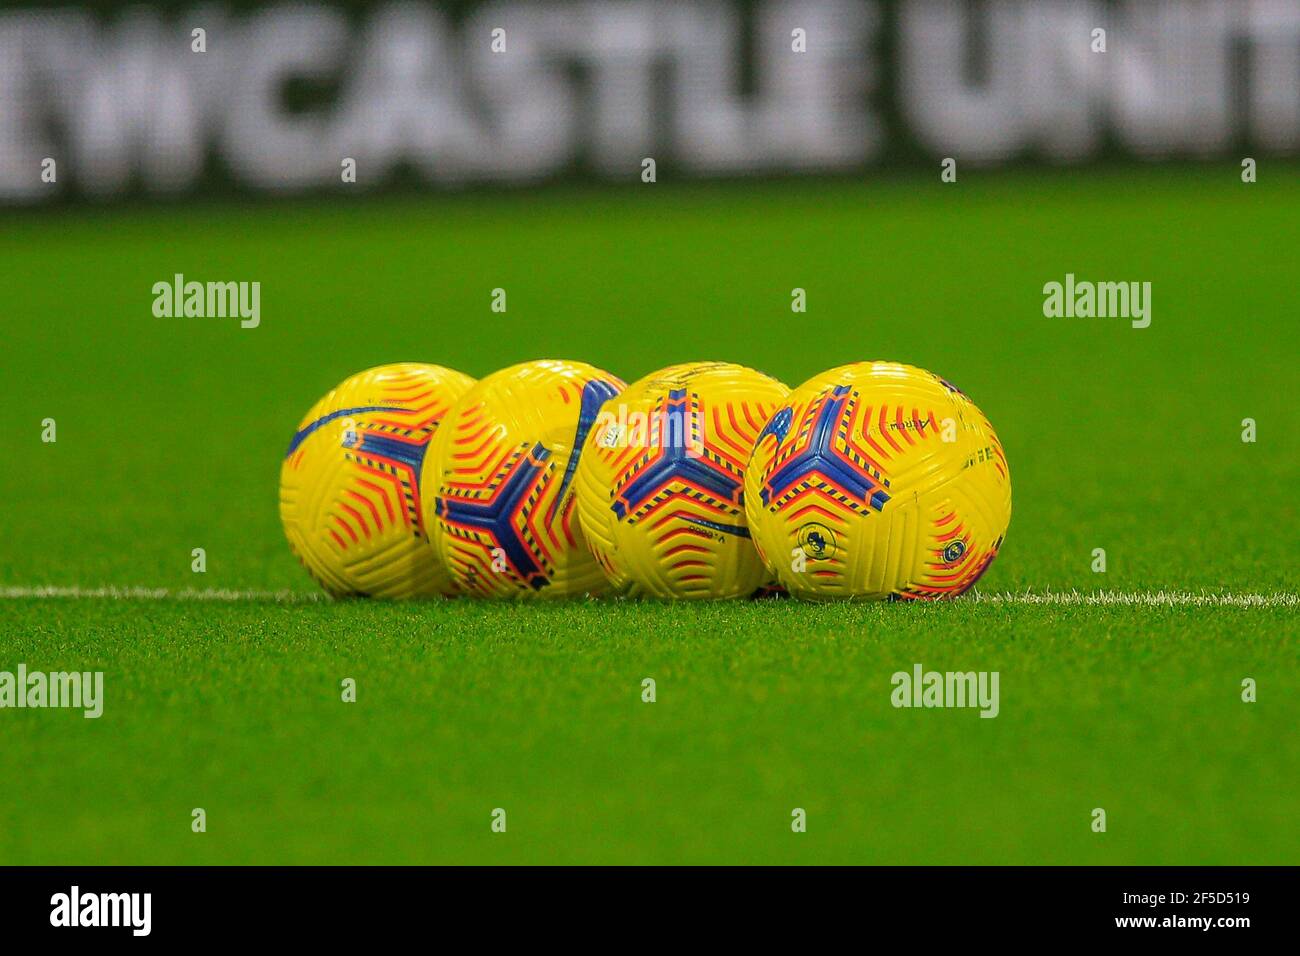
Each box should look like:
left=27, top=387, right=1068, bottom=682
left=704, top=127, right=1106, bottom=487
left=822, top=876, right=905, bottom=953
left=3, top=0, right=1296, bottom=203
left=0, top=866, right=1285, bottom=941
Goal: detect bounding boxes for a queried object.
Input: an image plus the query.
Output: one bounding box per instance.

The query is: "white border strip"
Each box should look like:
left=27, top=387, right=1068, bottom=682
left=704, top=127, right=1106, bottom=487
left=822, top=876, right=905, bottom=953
left=0, top=585, right=1295, bottom=607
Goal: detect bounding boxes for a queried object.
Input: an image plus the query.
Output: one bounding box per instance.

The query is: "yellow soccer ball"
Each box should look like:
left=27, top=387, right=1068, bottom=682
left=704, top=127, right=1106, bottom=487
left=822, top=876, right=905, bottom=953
left=423, top=359, right=625, bottom=599
left=280, top=363, right=476, bottom=597
left=745, top=361, right=1011, bottom=601
left=576, top=361, right=789, bottom=599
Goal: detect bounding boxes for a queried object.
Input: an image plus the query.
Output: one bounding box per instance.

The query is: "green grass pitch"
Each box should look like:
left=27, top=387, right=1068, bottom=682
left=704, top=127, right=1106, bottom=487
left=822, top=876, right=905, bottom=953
left=1, top=168, right=1296, bottom=864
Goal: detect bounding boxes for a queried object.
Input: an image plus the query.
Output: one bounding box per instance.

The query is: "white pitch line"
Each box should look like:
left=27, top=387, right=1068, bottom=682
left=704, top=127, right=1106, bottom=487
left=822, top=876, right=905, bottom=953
left=968, top=589, right=1298, bottom=609
left=0, top=585, right=330, bottom=603
left=0, top=585, right=1295, bottom=608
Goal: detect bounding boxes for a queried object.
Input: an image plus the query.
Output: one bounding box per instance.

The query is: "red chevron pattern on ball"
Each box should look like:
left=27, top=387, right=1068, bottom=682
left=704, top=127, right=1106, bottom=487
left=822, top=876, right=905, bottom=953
left=576, top=362, right=789, bottom=599
left=279, top=363, right=476, bottom=598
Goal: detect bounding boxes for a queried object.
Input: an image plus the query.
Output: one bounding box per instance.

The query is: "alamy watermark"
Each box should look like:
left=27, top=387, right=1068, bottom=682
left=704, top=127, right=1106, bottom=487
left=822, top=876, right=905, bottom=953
left=595, top=403, right=703, bottom=458
left=1043, top=273, right=1150, bottom=328
left=152, top=273, right=260, bottom=329
left=0, top=663, right=103, bottom=718
left=50, top=886, right=150, bottom=936
left=891, top=664, right=999, bottom=718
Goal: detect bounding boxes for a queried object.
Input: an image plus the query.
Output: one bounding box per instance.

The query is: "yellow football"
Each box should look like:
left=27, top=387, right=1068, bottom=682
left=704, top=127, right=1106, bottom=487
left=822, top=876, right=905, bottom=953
left=280, top=363, right=476, bottom=597
left=422, top=359, right=624, bottom=599
left=576, top=361, right=790, bottom=599
left=745, top=361, right=1011, bottom=601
